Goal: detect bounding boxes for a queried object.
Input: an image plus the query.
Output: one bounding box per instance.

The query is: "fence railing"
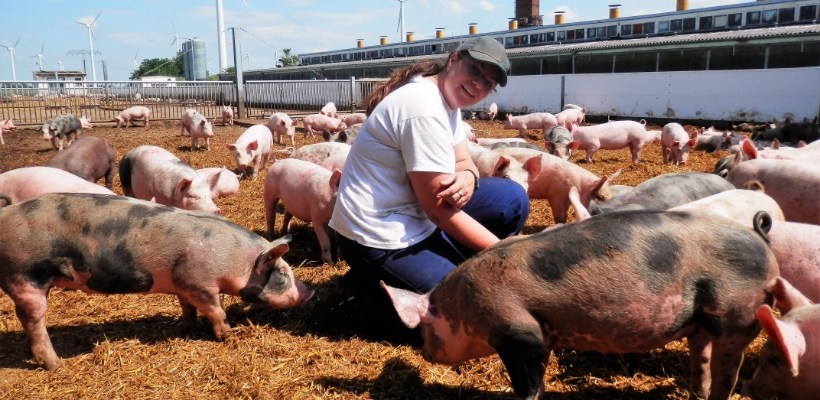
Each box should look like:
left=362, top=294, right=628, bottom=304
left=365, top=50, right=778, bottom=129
left=0, top=79, right=385, bottom=125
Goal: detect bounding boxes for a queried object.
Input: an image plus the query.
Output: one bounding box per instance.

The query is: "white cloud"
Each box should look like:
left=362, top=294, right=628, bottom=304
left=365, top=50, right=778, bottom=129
left=478, top=1, right=495, bottom=12
left=446, top=1, right=467, bottom=14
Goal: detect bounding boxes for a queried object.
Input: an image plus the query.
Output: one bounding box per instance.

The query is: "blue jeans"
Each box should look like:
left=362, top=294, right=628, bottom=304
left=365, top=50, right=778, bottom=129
left=337, top=177, right=530, bottom=294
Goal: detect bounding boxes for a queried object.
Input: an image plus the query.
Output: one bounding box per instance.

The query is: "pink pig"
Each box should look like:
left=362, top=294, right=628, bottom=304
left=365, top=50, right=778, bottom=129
left=661, top=123, right=697, bottom=165
left=340, top=113, right=366, bottom=127
left=79, top=116, right=93, bottom=129
left=222, top=105, right=234, bottom=125
left=479, top=103, right=498, bottom=121
left=182, top=111, right=214, bottom=150
left=468, top=143, right=542, bottom=193
left=225, top=124, right=273, bottom=180
left=196, top=167, right=240, bottom=199
left=267, top=112, right=298, bottom=147
left=503, top=112, right=558, bottom=139
left=493, top=146, right=620, bottom=223
left=320, top=102, right=338, bottom=118
left=735, top=137, right=820, bottom=166
left=554, top=108, right=585, bottom=126
left=319, top=148, right=351, bottom=173
left=670, top=189, right=785, bottom=228
left=263, top=158, right=342, bottom=265
left=570, top=120, right=656, bottom=163
left=0, top=166, right=115, bottom=204
left=302, top=114, right=346, bottom=138
left=475, top=137, right=526, bottom=146
left=1, top=119, right=17, bottom=131
left=114, top=106, right=151, bottom=128
left=290, top=142, right=351, bottom=166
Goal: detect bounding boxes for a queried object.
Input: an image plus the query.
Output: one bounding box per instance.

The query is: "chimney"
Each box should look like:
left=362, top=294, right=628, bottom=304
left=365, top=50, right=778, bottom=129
left=469, top=23, right=478, bottom=35
left=436, top=28, right=445, bottom=38
left=357, top=39, right=364, bottom=48
left=609, top=4, right=621, bottom=19
left=508, top=18, right=519, bottom=30
left=406, top=32, right=414, bottom=42
left=676, top=0, right=689, bottom=11
left=380, top=36, right=388, bottom=45
left=554, top=11, right=565, bottom=25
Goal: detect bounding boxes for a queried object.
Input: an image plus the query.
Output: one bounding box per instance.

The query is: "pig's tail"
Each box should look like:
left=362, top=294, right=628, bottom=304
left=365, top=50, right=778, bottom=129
left=364, top=56, right=452, bottom=116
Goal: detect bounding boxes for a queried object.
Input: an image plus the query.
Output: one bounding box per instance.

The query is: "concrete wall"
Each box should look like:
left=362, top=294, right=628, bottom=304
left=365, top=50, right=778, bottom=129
left=477, top=67, right=820, bottom=122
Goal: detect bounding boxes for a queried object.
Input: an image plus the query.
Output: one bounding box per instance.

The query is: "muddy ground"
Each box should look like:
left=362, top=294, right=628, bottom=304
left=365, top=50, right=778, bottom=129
left=0, top=118, right=759, bottom=399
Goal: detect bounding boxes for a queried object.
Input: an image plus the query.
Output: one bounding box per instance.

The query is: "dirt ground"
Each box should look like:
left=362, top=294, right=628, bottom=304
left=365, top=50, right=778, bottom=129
left=0, top=118, right=760, bottom=399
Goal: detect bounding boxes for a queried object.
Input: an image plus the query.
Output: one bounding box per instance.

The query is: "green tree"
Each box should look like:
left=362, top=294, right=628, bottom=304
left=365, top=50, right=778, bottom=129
left=277, top=49, right=299, bottom=67
left=224, top=66, right=235, bottom=73
left=130, top=51, right=184, bottom=79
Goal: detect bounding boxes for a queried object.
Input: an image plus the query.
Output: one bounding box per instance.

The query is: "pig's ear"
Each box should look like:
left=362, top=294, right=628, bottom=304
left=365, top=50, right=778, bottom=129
left=590, top=175, right=609, bottom=197
left=279, top=120, right=286, bottom=127
left=524, top=156, right=542, bottom=181
left=568, top=186, right=591, bottom=222
left=199, top=120, right=206, bottom=127
left=492, top=156, right=511, bottom=177
left=249, top=140, right=259, bottom=151
left=206, top=171, right=221, bottom=188
left=741, top=138, right=758, bottom=159
left=607, top=168, right=621, bottom=183
left=338, top=131, right=348, bottom=142
left=687, top=138, right=696, bottom=147
left=772, top=138, right=781, bottom=149
left=176, top=179, right=192, bottom=195
left=564, top=120, right=573, bottom=131
left=798, top=141, right=807, bottom=148
left=329, top=169, right=342, bottom=191
left=264, top=234, right=292, bottom=262
left=766, top=277, right=813, bottom=314
left=226, top=143, right=237, bottom=151
left=568, top=140, right=580, bottom=150
left=380, top=281, right=432, bottom=328
left=506, top=113, right=511, bottom=121
left=756, top=304, right=805, bottom=377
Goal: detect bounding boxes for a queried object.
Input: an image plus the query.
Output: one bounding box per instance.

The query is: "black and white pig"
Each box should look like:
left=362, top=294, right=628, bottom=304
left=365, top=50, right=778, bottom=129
left=383, top=210, right=778, bottom=400
left=40, top=113, right=83, bottom=151
left=0, top=193, right=314, bottom=371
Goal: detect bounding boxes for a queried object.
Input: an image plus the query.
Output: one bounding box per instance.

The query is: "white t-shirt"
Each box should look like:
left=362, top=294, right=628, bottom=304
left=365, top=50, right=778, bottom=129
left=329, top=75, right=466, bottom=249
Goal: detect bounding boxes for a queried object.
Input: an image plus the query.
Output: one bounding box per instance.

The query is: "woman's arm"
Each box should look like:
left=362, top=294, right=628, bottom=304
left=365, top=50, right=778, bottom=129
left=436, top=139, right=479, bottom=206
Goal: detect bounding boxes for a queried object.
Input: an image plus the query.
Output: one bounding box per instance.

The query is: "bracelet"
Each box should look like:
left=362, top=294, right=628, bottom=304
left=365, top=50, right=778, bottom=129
left=464, top=169, right=480, bottom=191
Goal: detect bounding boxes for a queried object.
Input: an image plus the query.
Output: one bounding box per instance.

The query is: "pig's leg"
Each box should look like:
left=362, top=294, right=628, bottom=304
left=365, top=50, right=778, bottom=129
left=205, top=137, right=210, bottom=151
left=550, top=197, right=570, bottom=224
left=629, top=141, right=642, bottom=164
left=176, top=295, right=199, bottom=333
left=50, top=137, right=58, bottom=151
left=144, top=115, right=150, bottom=129
left=0, top=130, right=4, bottom=145
left=585, top=146, right=597, bottom=163
left=705, top=333, right=749, bottom=400
left=264, top=197, right=279, bottom=240
left=518, top=128, right=527, bottom=139
left=289, top=134, right=295, bottom=148
left=313, top=222, right=333, bottom=264
left=662, top=145, right=670, bottom=164
left=489, top=323, right=548, bottom=400
left=191, top=138, right=197, bottom=150
left=7, top=284, right=61, bottom=370
left=688, top=330, right=713, bottom=398
left=177, top=290, right=231, bottom=340
left=180, top=122, right=186, bottom=136
left=280, top=211, right=294, bottom=236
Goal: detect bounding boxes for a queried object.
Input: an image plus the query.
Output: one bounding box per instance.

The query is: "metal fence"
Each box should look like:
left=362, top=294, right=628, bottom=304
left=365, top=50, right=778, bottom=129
left=0, top=79, right=385, bottom=126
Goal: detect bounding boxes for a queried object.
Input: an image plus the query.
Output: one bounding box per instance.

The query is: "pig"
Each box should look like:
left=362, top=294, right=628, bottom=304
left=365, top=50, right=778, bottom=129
left=383, top=209, right=779, bottom=400
left=0, top=193, right=314, bottom=370
left=543, top=123, right=579, bottom=160
left=290, top=142, right=352, bottom=166
left=661, top=123, right=697, bottom=165
left=0, top=126, right=4, bottom=145
left=493, top=146, right=620, bottom=223
left=340, top=112, right=366, bottom=127
left=770, top=117, right=820, bottom=145
left=468, top=143, right=542, bottom=192
left=725, top=158, right=820, bottom=224
left=43, top=137, right=116, bottom=189
left=222, top=105, right=234, bottom=125
left=180, top=108, right=197, bottom=136
left=569, top=120, right=656, bottom=163
left=225, top=124, right=273, bottom=180
left=483, top=141, right=543, bottom=151
left=263, top=158, right=342, bottom=265
left=196, top=167, right=240, bottom=199
left=188, top=113, right=215, bottom=150
left=319, top=148, right=350, bottom=172
left=589, top=172, right=735, bottom=215
left=320, top=101, right=338, bottom=118
left=302, top=114, right=346, bottom=138
left=554, top=107, right=585, bottom=126
left=760, top=220, right=820, bottom=306
left=733, top=121, right=774, bottom=133
left=729, top=137, right=820, bottom=166
left=562, top=103, right=584, bottom=111
left=0, top=166, right=115, bottom=203
left=694, top=131, right=734, bottom=153
left=267, top=112, right=299, bottom=147
left=479, top=103, right=497, bottom=121
left=503, top=112, right=558, bottom=139
left=323, top=123, right=360, bottom=144
left=78, top=116, right=93, bottom=130
left=476, top=137, right=526, bottom=146
left=118, top=145, right=221, bottom=214
left=40, top=113, right=83, bottom=151
left=670, top=189, right=786, bottom=227
left=114, top=105, right=151, bottom=128
left=742, top=277, right=820, bottom=400
left=1, top=118, right=17, bottom=131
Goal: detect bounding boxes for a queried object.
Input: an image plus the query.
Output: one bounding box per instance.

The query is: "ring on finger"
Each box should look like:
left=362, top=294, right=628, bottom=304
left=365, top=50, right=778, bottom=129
left=457, top=191, right=463, bottom=198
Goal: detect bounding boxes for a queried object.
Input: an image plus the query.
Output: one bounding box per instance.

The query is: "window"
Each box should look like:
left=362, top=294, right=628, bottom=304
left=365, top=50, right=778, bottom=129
left=762, top=10, right=777, bottom=24
left=566, top=30, right=575, bottom=40
left=800, top=5, right=817, bottom=20
left=658, top=20, right=670, bottom=32
left=671, top=19, right=683, bottom=31
left=683, top=17, right=696, bottom=31
left=607, top=25, right=618, bottom=37
left=513, top=36, right=520, bottom=45
left=597, top=27, right=606, bottom=38
left=700, top=16, right=713, bottom=30
left=643, top=22, right=655, bottom=34
left=547, top=32, right=555, bottom=41
left=621, top=24, right=632, bottom=36
left=728, top=13, right=742, bottom=27
left=747, top=11, right=761, bottom=25
left=557, top=31, right=566, bottom=41
left=633, top=23, right=643, bottom=35
left=779, top=7, right=795, bottom=23
left=505, top=37, right=513, bottom=46
left=587, top=27, right=597, bottom=38
left=520, top=35, right=528, bottom=45
left=575, top=29, right=585, bottom=39
left=531, top=34, right=540, bottom=43
left=539, top=33, right=546, bottom=42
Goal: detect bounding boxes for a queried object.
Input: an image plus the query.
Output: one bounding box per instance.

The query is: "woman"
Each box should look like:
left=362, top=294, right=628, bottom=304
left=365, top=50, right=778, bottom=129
left=329, top=36, right=530, bottom=298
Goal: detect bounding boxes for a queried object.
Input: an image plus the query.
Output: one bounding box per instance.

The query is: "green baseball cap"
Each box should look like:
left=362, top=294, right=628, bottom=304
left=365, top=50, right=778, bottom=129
left=457, top=36, right=510, bottom=87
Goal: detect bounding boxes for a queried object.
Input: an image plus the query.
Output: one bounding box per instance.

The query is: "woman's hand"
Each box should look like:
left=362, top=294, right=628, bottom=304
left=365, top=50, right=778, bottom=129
left=437, top=170, right=476, bottom=208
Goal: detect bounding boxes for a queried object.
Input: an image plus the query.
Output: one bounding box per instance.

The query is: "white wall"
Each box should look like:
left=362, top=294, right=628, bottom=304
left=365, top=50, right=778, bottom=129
left=476, top=67, right=820, bottom=122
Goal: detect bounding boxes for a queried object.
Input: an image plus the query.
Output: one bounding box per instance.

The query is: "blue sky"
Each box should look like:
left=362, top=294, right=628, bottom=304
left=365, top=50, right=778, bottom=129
left=2, top=0, right=745, bottom=81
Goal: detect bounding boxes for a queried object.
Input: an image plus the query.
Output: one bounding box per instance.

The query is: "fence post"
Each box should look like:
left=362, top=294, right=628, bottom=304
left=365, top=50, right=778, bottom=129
left=231, top=28, right=246, bottom=119
left=560, top=75, right=566, bottom=110
left=349, top=76, right=356, bottom=112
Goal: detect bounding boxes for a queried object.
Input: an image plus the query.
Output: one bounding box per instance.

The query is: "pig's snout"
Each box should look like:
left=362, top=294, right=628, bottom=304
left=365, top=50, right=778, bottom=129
left=213, top=208, right=221, bottom=214
left=678, top=161, right=687, bottom=166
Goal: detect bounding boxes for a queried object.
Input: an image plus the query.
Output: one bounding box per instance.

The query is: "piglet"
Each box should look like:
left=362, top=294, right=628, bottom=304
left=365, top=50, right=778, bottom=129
left=554, top=107, right=585, bottom=126
left=320, top=102, right=338, bottom=118
left=263, top=158, right=342, bottom=265
left=0, top=166, right=115, bottom=203
left=479, top=103, right=497, bottom=121
left=44, top=137, right=116, bottom=189
left=226, top=124, right=273, bottom=180
left=383, top=210, right=778, bottom=400
left=41, top=114, right=83, bottom=151
left=570, top=120, right=655, bottom=163
left=267, top=112, right=298, bottom=147
left=119, top=145, right=220, bottom=214
left=661, top=123, right=696, bottom=165
left=79, top=116, right=93, bottom=130
left=114, top=106, right=151, bottom=128
left=340, top=113, right=366, bottom=127
left=544, top=123, right=579, bottom=160
left=742, top=277, right=820, bottom=400
left=1, top=119, right=17, bottom=131
left=0, top=193, right=313, bottom=370
left=468, top=143, right=541, bottom=192
left=188, top=113, right=214, bottom=150
left=196, top=167, right=240, bottom=199
left=290, top=142, right=352, bottom=165
left=302, top=114, right=346, bottom=138
left=503, top=112, right=558, bottom=139
left=222, top=105, right=234, bottom=125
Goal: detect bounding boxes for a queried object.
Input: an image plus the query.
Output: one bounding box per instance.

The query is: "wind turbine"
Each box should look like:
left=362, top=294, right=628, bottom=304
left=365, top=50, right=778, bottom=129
left=76, top=11, right=101, bottom=81
left=32, top=43, right=48, bottom=71
left=243, top=46, right=257, bottom=70
left=170, top=22, right=187, bottom=53
left=0, top=37, right=20, bottom=81
left=130, top=50, right=140, bottom=70
left=57, top=61, right=65, bottom=71
left=216, top=0, right=247, bottom=73
left=397, top=0, right=406, bottom=43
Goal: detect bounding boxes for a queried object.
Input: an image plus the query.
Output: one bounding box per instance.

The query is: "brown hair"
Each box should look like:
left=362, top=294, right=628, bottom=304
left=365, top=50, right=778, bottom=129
left=364, top=58, right=449, bottom=116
